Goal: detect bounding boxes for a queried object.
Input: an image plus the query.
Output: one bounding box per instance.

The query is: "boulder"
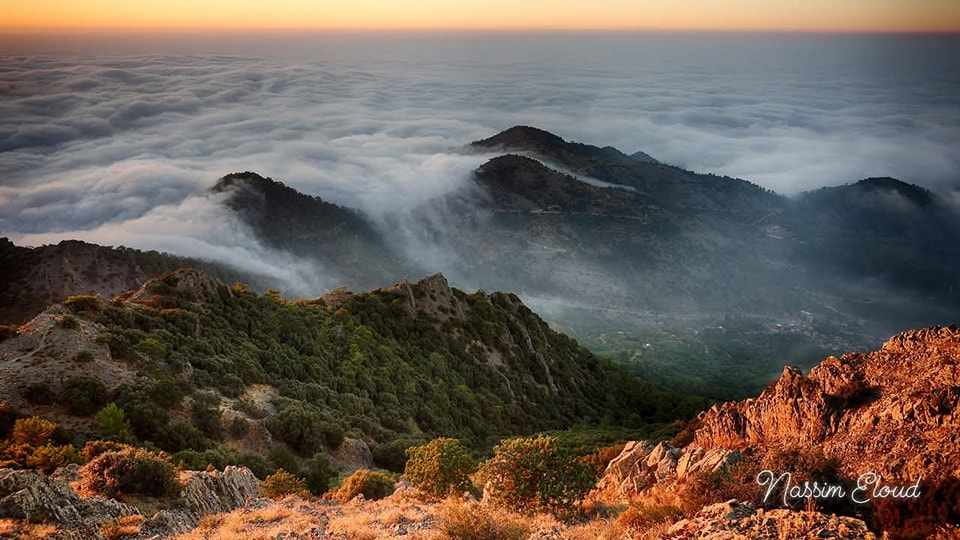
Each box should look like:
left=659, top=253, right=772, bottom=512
left=329, top=437, right=373, bottom=471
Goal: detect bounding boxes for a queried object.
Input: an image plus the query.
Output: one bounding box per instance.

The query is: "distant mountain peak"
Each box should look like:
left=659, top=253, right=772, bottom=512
left=471, top=125, right=567, bottom=152
left=854, top=177, right=934, bottom=204
left=803, top=176, right=937, bottom=208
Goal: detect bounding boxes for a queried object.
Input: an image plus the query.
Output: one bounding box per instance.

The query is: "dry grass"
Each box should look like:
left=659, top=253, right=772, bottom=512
left=100, top=515, right=145, bottom=540
left=435, top=499, right=531, bottom=540
left=0, top=519, right=58, bottom=539
left=172, top=502, right=323, bottom=540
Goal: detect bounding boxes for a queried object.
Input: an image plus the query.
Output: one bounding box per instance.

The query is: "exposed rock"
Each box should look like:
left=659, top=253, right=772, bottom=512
left=693, top=326, right=960, bottom=483
left=592, top=441, right=740, bottom=501
left=329, top=438, right=374, bottom=472
left=140, top=466, right=260, bottom=537
left=666, top=500, right=876, bottom=539
left=0, top=468, right=138, bottom=528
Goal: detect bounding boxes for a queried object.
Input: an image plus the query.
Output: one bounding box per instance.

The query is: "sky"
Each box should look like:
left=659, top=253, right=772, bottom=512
left=3, top=0, right=960, bottom=32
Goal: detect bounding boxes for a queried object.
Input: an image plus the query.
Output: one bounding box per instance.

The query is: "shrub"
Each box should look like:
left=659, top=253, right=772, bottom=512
left=81, top=440, right=131, bottom=461
left=62, top=376, right=109, bottom=416
left=373, top=438, right=423, bottom=473
left=261, top=469, right=308, bottom=499
left=74, top=350, right=95, bottom=363
left=26, top=444, right=82, bottom=473
left=149, top=379, right=185, bottom=408
left=331, top=469, right=396, bottom=502
left=228, top=416, right=249, bottom=438
left=23, top=383, right=55, bottom=405
left=404, top=437, right=476, bottom=497
left=59, top=314, right=80, bottom=329
left=265, top=404, right=335, bottom=455
left=268, top=446, right=300, bottom=474
left=79, top=447, right=180, bottom=497
left=96, top=403, right=132, bottom=441
left=437, top=499, right=530, bottom=540
left=11, top=417, right=57, bottom=446
left=476, top=435, right=594, bottom=518
left=190, top=401, right=222, bottom=439
left=304, top=453, right=337, bottom=495
left=617, top=503, right=684, bottom=532
left=65, top=294, right=100, bottom=312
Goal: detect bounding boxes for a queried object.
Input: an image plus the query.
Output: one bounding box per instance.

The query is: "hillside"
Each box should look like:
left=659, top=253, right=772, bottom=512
left=588, top=325, right=960, bottom=538
left=0, top=267, right=702, bottom=470
left=4, top=323, right=956, bottom=538
left=0, top=238, right=264, bottom=326
left=211, top=171, right=414, bottom=289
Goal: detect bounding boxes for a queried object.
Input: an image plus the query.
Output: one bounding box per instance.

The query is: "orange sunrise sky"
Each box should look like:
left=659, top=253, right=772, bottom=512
left=2, top=0, right=959, bottom=32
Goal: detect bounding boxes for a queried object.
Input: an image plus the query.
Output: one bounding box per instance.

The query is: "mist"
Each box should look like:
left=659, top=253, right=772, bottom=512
left=2, top=31, right=960, bottom=293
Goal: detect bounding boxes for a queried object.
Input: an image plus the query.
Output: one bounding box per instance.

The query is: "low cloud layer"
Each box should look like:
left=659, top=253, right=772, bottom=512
left=1, top=33, right=959, bottom=290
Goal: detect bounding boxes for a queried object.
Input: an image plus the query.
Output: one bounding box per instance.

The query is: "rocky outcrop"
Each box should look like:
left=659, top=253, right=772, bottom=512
left=329, top=438, right=374, bottom=472
left=140, top=466, right=260, bottom=537
left=692, top=326, right=960, bottom=484
left=666, top=500, right=876, bottom=539
left=592, top=441, right=740, bottom=502
left=0, top=466, right=259, bottom=539
left=0, top=468, right=138, bottom=528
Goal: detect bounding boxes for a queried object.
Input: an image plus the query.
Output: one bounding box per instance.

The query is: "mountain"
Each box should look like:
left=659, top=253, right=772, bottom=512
left=591, top=325, right=960, bottom=537
left=211, top=171, right=414, bottom=289
left=0, top=238, right=264, bottom=326
left=6, top=127, right=958, bottom=400
left=0, top=267, right=699, bottom=459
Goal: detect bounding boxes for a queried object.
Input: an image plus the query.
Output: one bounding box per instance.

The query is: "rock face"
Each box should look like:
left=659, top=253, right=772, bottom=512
left=140, top=466, right=260, bottom=537
left=329, top=438, right=374, bottom=472
left=592, top=441, right=740, bottom=502
left=0, top=466, right=258, bottom=539
left=693, top=326, right=960, bottom=484
left=0, top=468, right=139, bottom=529
left=666, top=500, right=876, bottom=539
left=0, top=238, right=255, bottom=325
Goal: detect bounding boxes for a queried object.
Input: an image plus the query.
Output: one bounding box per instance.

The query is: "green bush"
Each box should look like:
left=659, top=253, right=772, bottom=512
left=404, top=437, right=476, bottom=497
left=74, top=350, right=95, bottom=364
left=190, top=401, right=222, bottom=439
left=261, top=469, right=308, bottom=499
left=373, top=437, right=423, bottom=473
left=79, top=447, right=179, bottom=497
left=265, top=404, right=337, bottom=455
left=304, top=453, right=337, bottom=495
left=228, top=416, right=249, bottom=438
left=95, top=403, right=132, bottom=441
left=476, top=435, right=594, bottom=518
left=268, top=445, right=300, bottom=473
left=332, top=469, right=396, bottom=502
left=62, top=376, right=109, bottom=416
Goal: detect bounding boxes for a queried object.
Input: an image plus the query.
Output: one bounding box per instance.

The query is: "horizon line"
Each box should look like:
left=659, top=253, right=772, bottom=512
left=3, top=26, right=960, bottom=35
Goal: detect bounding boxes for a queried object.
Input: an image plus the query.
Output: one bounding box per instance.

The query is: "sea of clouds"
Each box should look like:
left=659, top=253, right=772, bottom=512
left=1, top=32, right=959, bottom=290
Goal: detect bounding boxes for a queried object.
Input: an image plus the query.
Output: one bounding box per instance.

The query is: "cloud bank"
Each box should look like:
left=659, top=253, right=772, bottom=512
left=1, top=33, right=958, bottom=291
